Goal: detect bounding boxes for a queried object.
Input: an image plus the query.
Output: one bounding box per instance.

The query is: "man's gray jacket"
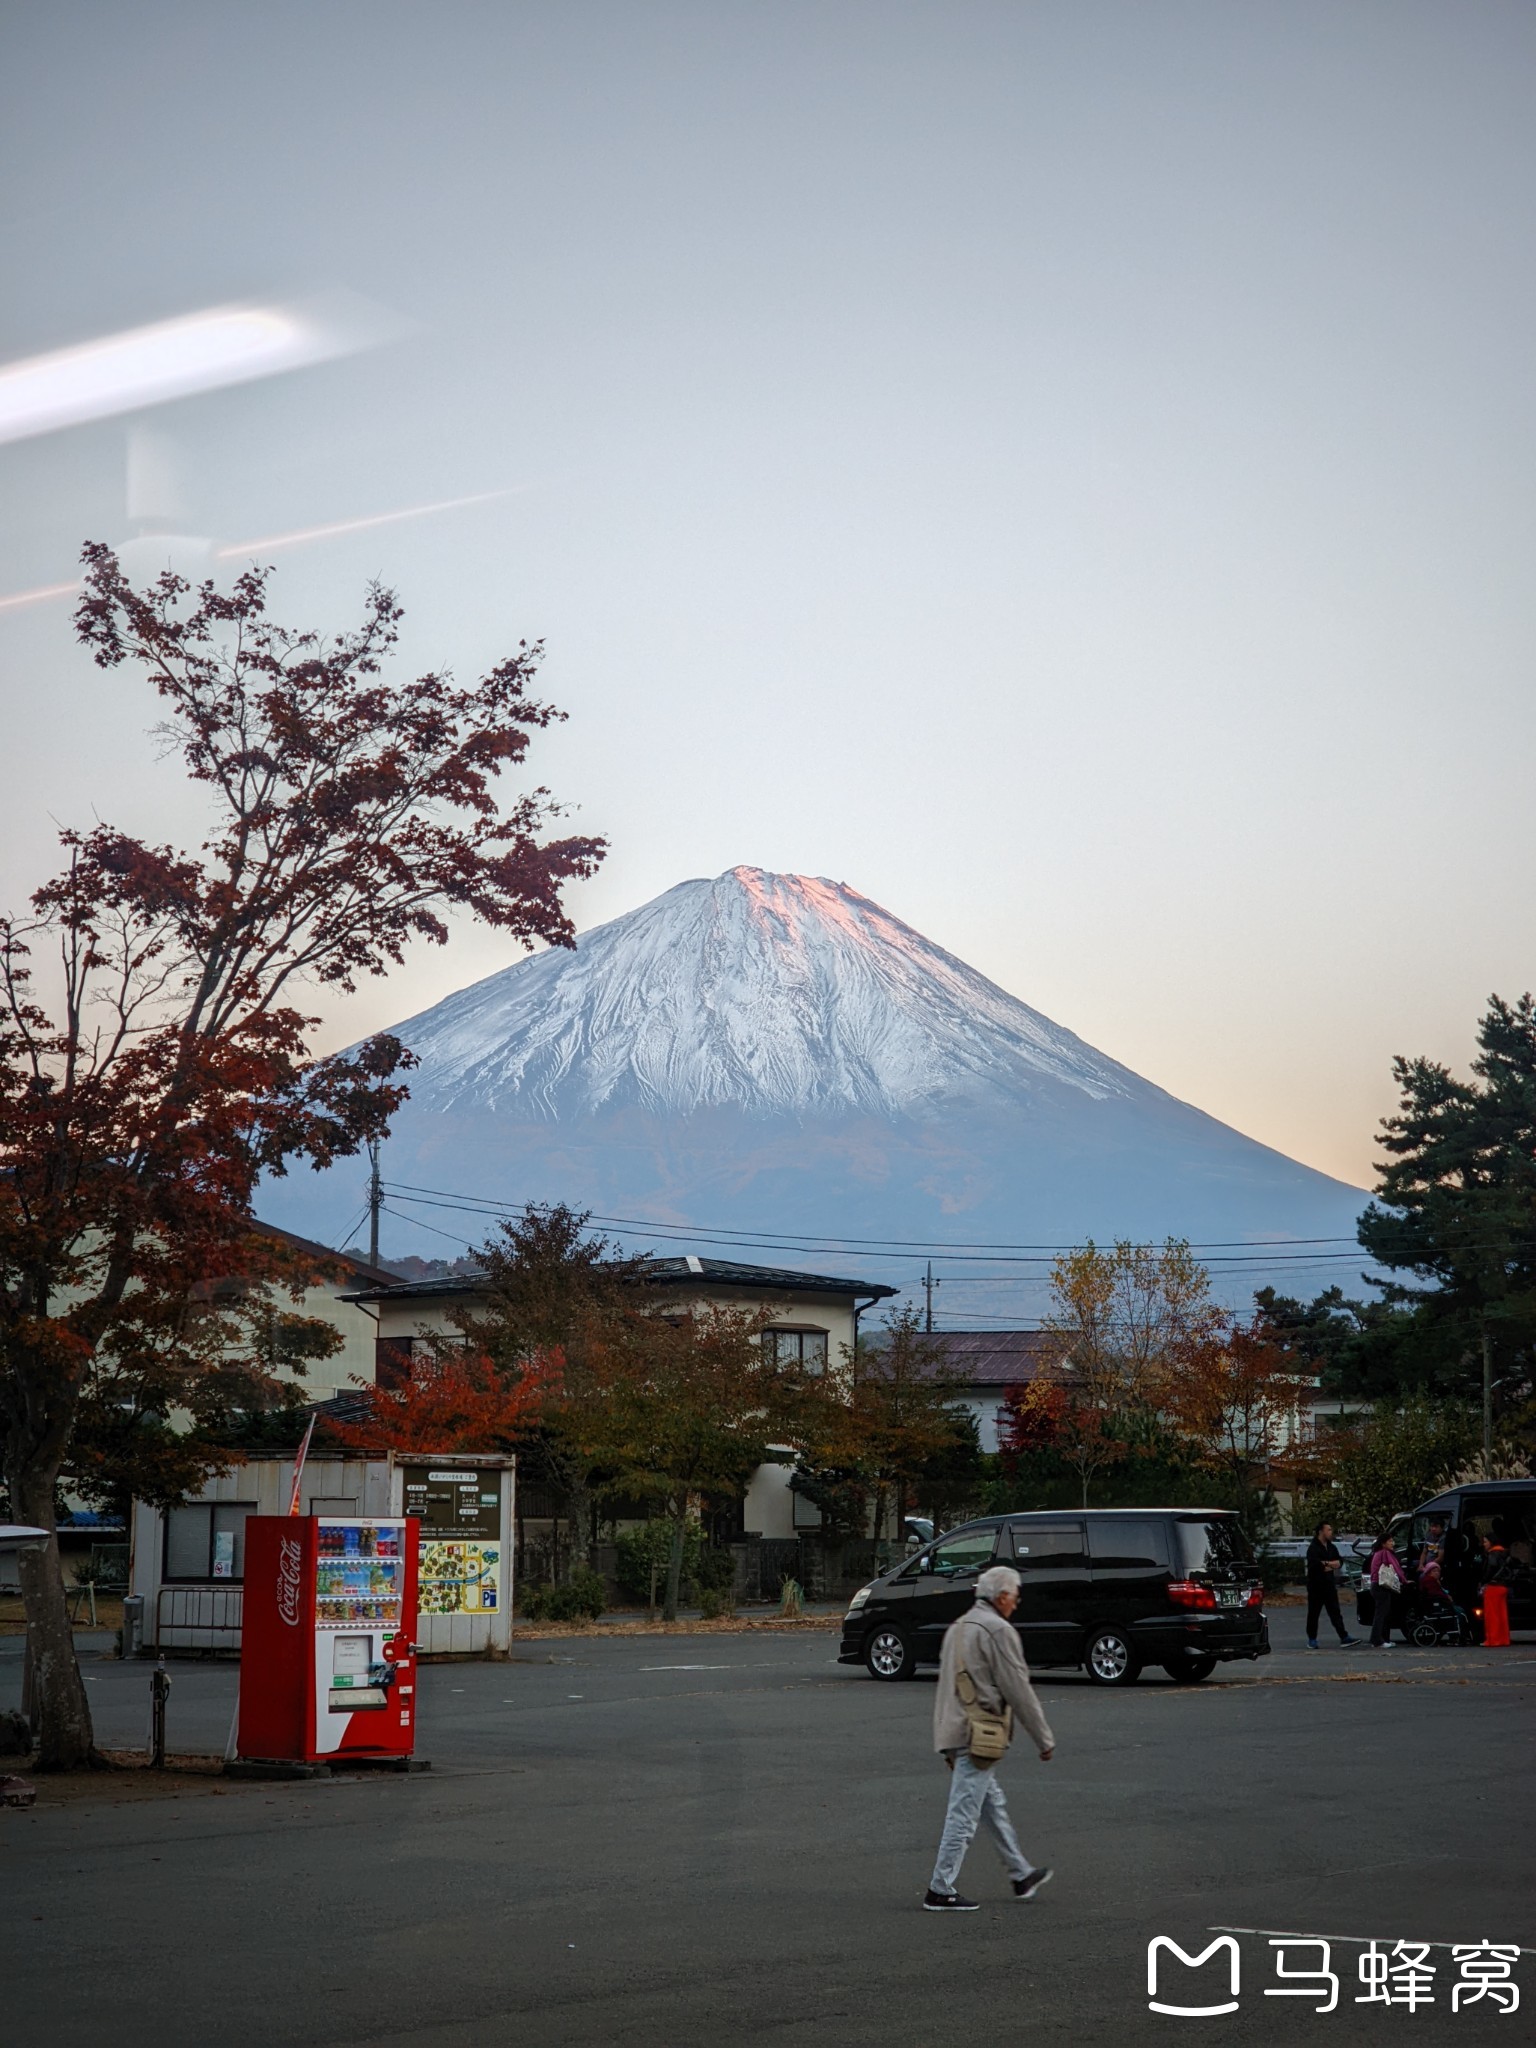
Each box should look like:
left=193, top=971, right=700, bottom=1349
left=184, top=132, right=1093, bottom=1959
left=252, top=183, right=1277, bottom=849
left=933, top=1597, right=1055, bottom=1757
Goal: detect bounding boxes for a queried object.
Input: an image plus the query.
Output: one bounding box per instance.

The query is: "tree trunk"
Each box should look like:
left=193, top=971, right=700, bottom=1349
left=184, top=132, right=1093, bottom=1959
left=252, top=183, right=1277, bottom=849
left=563, top=1470, right=592, bottom=1581
left=662, top=1507, right=686, bottom=1622
left=11, top=1460, right=98, bottom=1769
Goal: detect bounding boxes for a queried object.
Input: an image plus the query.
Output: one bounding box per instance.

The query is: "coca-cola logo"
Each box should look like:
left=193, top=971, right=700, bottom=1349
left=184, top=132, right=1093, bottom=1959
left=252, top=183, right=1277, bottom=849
left=276, top=1537, right=304, bottom=1626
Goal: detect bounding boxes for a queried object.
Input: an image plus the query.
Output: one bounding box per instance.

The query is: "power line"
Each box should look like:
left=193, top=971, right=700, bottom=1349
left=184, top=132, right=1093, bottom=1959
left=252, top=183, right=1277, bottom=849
left=378, top=1182, right=1380, bottom=1269
left=378, top=1202, right=479, bottom=1251
left=380, top=1177, right=1374, bottom=1254
left=378, top=1186, right=1377, bottom=1270
left=331, top=1201, right=373, bottom=1254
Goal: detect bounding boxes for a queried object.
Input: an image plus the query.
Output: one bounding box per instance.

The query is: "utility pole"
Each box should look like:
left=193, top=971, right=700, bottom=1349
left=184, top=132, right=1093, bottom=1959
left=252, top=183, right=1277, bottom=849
left=1482, top=1324, right=1494, bottom=1480
left=367, top=1140, right=382, bottom=1272
left=923, top=1261, right=940, bottom=1333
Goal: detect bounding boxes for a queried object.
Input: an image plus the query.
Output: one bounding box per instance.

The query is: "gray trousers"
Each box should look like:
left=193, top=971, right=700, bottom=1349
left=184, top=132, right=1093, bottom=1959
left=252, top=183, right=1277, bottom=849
left=930, top=1752, right=1031, bottom=1895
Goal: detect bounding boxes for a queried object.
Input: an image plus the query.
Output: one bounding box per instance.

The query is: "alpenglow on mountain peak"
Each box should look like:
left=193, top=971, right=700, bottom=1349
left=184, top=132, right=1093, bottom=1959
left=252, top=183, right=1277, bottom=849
left=384, top=866, right=1143, bottom=1122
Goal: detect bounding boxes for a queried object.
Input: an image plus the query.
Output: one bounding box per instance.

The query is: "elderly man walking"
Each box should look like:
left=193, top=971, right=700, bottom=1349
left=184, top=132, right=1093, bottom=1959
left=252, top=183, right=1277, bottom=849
left=924, top=1563, right=1056, bottom=1912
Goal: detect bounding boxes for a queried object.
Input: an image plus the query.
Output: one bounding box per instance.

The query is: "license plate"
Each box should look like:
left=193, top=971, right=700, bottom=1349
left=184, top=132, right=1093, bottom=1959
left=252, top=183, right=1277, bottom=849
left=1218, top=1587, right=1242, bottom=1608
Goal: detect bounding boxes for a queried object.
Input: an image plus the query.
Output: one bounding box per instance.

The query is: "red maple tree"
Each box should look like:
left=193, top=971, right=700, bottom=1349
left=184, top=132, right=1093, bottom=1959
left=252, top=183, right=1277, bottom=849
left=999, top=1373, right=1128, bottom=1508
left=0, top=548, right=602, bottom=1766
left=324, top=1344, right=564, bottom=1456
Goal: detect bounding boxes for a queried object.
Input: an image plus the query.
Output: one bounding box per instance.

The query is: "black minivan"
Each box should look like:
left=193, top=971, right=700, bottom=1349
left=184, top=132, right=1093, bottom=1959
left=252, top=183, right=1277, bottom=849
left=839, top=1508, right=1269, bottom=1686
left=1362, top=1478, right=1536, bottom=1631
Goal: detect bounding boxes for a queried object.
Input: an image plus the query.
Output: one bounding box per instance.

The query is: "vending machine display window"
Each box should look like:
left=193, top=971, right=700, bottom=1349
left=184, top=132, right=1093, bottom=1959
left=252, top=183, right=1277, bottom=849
left=314, top=1522, right=404, bottom=1629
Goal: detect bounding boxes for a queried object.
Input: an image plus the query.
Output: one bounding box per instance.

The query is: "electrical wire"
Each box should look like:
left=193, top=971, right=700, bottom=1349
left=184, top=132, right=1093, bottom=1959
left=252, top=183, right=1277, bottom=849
left=380, top=1176, right=1375, bottom=1254
left=378, top=1182, right=1378, bottom=1269
left=331, top=1201, right=373, bottom=1254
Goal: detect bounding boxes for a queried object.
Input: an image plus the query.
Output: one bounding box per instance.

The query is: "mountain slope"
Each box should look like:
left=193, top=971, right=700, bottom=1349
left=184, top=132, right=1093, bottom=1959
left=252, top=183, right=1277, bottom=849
left=265, top=867, right=1367, bottom=1298
left=400, top=867, right=1149, bottom=1120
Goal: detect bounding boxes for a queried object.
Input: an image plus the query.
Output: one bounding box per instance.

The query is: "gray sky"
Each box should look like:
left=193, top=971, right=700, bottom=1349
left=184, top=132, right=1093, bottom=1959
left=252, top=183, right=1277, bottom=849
left=2, top=2, right=1532, bottom=1189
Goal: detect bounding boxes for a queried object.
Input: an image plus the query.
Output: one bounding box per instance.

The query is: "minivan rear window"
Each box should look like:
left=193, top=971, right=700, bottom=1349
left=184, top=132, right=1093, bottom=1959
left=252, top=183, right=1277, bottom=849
left=1089, top=1520, right=1168, bottom=1569
left=1176, top=1519, right=1254, bottom=1575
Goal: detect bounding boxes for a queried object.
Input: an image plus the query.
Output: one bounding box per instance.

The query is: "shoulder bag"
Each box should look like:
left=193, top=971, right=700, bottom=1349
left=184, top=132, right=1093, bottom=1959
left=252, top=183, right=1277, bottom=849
left=955, top=1640, right=1012, bottom=1765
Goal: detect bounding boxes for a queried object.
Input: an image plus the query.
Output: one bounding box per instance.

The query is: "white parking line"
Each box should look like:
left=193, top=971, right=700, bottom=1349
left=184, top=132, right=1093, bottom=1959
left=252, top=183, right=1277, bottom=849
left=639, top=1664, right=733, bottom=1672
left=1212, top=1927, right=1536, bottom=1954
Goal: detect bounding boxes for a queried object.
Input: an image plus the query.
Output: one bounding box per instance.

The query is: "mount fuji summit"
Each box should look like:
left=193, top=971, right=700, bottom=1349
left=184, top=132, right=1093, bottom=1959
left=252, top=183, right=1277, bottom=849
left=269, top=867, right=1366, bottom=1280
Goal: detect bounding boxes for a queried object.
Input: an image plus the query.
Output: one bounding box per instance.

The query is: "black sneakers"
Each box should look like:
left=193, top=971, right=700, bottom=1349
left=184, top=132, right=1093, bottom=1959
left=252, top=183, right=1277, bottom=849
left=922, top=1889, right=980, bottom=1912
left=1012, top=1868, right=1054, bottom=1901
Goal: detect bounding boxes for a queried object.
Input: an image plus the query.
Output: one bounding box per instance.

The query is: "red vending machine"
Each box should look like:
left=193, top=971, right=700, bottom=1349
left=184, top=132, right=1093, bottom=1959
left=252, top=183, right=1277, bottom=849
left=237, top=1516, right=420, bottom=1767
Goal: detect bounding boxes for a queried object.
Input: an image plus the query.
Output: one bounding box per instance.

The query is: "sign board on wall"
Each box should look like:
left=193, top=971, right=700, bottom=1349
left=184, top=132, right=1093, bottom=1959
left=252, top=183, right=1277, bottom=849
left=400, top=1466, right=503, bottom=1618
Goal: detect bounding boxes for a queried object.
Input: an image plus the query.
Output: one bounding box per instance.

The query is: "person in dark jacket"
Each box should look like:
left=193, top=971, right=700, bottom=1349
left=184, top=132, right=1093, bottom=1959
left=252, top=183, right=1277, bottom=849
left=1306, top=1521, right=1360, bottom=1648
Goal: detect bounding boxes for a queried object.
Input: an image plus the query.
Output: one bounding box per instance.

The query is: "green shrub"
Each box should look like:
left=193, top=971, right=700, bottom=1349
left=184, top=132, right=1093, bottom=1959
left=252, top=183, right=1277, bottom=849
left=614, top=1523, right=737, bottom=1606
left=698, top=1588, right=730, bottom=1619
left=778, top=1576, right=804, bottom=1618
left=615, top=1520, right=697, bottom=1603
left=521, top=1567, right=606, bottom=1624
left=691, top=1543, right=736, bottom=1596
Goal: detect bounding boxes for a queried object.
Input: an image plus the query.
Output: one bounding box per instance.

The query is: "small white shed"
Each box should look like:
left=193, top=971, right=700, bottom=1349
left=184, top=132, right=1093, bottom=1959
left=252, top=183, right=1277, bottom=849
left=129, top=1448, right=514, bottom=1657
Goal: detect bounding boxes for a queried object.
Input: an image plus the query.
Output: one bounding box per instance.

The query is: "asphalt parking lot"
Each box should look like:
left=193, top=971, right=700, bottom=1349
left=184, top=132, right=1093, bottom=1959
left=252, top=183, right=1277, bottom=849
left=3, top=1627, right=1533, bottom=2047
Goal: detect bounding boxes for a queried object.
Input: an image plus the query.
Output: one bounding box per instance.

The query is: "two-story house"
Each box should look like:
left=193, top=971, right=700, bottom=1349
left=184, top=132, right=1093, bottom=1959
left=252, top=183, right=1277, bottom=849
left=342, top=1253, right=897, bottom=1542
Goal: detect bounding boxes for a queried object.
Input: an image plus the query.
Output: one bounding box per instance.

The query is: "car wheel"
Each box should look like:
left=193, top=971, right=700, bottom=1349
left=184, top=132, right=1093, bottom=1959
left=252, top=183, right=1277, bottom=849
left=864, top=1625, right=917, bottom=1681
left=1084, top=1628, right=1140, bottom=1686
left=1162, top=1653, right=1217, bottom=1683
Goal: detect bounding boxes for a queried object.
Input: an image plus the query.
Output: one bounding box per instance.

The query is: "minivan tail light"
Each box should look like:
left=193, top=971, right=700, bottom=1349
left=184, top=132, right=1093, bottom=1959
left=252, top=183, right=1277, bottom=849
left=1167, top=1580, right=1217, bottom=1611
left=1246, top=1586, right=1264, bottom=1609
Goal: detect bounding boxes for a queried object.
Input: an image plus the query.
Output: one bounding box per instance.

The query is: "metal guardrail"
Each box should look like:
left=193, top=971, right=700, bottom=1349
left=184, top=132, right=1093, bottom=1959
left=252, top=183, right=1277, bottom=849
left=154, top=1585, right=244, bottom=1648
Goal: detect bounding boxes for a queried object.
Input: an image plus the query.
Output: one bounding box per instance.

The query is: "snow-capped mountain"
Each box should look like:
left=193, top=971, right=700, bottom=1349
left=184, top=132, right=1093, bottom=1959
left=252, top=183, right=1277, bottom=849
left=397, top=867, right=1141, bottom=1121
left=266, top=867, right=1368, bottom=1303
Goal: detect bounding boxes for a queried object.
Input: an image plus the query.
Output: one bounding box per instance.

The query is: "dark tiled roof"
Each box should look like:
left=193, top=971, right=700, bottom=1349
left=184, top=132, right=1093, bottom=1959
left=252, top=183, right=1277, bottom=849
left=926, top=1329, right=1068, bottom=1388
left=645, top=1256, right=897, bottom=1299
left=342, top=1255, right=897, bottom=1307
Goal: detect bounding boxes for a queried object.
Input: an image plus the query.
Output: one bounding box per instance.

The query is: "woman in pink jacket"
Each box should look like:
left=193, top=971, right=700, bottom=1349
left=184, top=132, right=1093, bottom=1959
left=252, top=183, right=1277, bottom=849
left=1367, top=1533, right=1403, bottom=1649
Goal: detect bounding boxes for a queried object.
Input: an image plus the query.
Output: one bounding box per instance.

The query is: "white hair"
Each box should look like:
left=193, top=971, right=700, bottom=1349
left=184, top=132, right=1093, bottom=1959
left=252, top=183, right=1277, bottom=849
left=977, top=1564, right=1021, bottom=1603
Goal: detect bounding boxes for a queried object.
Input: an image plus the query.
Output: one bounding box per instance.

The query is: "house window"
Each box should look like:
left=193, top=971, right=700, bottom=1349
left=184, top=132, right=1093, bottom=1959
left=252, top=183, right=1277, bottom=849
left=763, top=1329, right=829, bottom=1374
left=163, top=1502, right=257, bottom=1582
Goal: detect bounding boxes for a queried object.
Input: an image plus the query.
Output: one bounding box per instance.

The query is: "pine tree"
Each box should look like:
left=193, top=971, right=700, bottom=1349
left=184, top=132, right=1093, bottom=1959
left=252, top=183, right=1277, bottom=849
left=1357, top=993, right=1536, bottom=1418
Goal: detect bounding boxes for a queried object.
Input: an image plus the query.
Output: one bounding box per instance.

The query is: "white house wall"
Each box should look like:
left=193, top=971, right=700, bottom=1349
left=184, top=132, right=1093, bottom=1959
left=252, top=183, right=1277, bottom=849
left=959, top=1392, right=1007, bottom=1456
left=743, top=1458, right=798, bottom=1540
left=280, top=1282, right=382, bottom=1400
